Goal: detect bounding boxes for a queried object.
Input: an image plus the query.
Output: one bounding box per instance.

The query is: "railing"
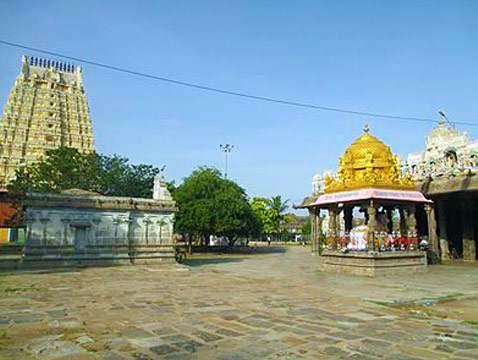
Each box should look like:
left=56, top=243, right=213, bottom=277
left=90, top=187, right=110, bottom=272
left=28, top=56, right=76, bottom=73
left=327, top=232, right=422, bottom=252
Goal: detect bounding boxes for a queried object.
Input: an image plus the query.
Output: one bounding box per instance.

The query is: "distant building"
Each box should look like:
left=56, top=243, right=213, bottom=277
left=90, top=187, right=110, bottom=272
left=0, top=56, right=95, bottom=187
left=279, top=215, right=309, bottom=241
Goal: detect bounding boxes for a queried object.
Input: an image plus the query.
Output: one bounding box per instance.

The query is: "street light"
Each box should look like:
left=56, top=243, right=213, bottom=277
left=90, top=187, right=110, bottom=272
left=438, top=110, right=454, bottom=128
left=219, top=144, right=234, bottom=179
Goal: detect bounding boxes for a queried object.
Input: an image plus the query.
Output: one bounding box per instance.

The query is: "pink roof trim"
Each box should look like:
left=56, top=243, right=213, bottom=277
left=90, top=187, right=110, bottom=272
left=312, top=188, right=432, bottom=206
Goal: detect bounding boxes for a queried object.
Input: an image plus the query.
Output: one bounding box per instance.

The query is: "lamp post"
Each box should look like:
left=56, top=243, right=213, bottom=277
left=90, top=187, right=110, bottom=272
left=219, top=144, right=234, bottom=179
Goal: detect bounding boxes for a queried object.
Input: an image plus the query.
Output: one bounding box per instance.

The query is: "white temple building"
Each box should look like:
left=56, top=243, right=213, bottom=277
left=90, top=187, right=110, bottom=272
left=407, top=115, right=478, bottom=179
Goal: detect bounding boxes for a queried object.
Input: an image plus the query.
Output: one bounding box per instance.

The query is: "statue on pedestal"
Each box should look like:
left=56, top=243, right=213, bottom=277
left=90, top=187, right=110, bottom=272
left=153, top=168, right=172, bottom=201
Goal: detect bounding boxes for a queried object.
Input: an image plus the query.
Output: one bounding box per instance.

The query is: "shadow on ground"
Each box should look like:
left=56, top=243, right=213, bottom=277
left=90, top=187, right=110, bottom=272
left=183, top=258, right=246, bottom=267
left=189, top=245, right=288, bottom=255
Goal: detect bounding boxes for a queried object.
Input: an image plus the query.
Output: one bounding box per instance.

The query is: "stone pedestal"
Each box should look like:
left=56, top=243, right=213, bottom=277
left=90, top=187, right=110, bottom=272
left=320, top=250, right=427, bottom=277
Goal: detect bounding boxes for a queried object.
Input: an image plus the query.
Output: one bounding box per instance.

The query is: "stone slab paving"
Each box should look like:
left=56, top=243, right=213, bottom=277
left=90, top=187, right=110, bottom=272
left=0, top=247, right=478, bottom=359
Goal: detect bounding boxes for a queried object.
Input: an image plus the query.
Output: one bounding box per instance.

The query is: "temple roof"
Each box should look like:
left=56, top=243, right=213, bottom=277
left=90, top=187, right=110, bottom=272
left=324, top=125, right=415, bottom=193
left=311, top=188, right=432, bottom=207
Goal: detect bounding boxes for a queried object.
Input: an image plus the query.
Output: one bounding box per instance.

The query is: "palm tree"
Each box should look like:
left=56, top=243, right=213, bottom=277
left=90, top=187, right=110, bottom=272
left=267, top=196, right=289, bottom=240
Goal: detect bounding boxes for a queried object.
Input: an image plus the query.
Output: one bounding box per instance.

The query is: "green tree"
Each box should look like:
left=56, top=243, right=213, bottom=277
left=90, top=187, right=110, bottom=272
left=214, top=180, right=261, bottom=246
left=267, top=195, right=290, bottom=240
left=173, top=167, right=222, bottom=243
left=301, top=218, right=311, bottom=236
left=250, top=197, right=275, bottom=236
left=173, top=167, right=260, bottom=247
left=7, top=147, right=160, bottom=199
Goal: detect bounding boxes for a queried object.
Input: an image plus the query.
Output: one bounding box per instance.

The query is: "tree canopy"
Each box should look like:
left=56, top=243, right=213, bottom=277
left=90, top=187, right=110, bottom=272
left=7, top=147, right=161, bottom=199
left=173, top=167, right=260, bottom=246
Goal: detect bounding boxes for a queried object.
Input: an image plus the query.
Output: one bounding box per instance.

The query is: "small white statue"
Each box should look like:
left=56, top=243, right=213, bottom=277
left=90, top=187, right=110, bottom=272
left=153, top=171, right=172, bottom=201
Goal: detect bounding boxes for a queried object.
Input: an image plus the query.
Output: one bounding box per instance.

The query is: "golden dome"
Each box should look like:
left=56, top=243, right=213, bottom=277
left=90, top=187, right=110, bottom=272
left=325, top=125, right=414, bottom=193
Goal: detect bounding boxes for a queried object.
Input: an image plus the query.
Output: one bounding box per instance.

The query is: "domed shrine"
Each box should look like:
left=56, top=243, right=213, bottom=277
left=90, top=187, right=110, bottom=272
left=325, top=124, right=415, bottom=193
left=301, top=125, right=437, bottom=276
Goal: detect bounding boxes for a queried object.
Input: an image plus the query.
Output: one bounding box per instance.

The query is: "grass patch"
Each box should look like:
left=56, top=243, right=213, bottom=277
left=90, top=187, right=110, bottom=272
left=2, top=284, right=39, bottom=294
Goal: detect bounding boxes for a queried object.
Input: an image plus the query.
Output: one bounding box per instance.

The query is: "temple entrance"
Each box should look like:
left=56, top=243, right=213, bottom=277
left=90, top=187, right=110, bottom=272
left=434, top=194, right=478, bottom=261
left=445, top=200, right=463, bottom=258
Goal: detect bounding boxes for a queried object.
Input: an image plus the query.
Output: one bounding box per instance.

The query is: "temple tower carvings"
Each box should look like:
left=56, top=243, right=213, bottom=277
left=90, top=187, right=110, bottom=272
left=0, top=56, right=95, bottom=187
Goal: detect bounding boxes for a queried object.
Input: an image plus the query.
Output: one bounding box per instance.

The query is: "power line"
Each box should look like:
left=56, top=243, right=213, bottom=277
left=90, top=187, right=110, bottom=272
left=1, top=39, right=477, bottom=127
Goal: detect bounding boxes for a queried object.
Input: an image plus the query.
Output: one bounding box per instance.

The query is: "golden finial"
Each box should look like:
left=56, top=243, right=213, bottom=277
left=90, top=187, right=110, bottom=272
left=363, top=123, right=369, bottom=134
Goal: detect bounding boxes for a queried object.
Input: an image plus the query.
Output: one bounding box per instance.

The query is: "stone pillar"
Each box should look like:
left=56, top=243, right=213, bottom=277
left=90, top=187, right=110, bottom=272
left=344, top=206, right=353, bottom=233
left=436, top=200, right=450, bottom=261
left=462, top=200, right=476, bottom=261
left=309, top=207, right=320, bottom=256
left=112, top=217, right=120, bottom=244
left=25, top=215, right=36, bottom=246
left=317, top=215, right=323, bottom=255
left=40, top=217, right=50, bottom=246
left=424, top=204, right=439, bottom=263
left=61, top=217, right=71, bottom=245
left=335, top=209, right=342, bottom=236
left=367, top=203, right=377, bottom=250
left=328, top=208, right=337, bottom=249
left=157, top=219, right=166, bottom=244
left=92, top=217, right=101, bottom=245
left=144, top=217, right=152, bottom=245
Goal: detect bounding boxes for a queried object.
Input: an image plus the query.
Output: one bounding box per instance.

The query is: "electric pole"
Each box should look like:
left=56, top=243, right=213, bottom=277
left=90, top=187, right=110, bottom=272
left=219, top=144, right=234, bottom=179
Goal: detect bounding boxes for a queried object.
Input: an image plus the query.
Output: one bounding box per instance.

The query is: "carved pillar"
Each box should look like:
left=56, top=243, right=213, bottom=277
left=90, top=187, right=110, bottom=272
left=144, top=217, right=152, bottom=245
left=328, top=208, right=337, bottom=249
left=436, top=200, right=450, bottom=261
left=125, top=213, right=135, bottom=263
left=317, top=214, right=323, bottom=255
left=92, top=217, right=101, bottom=245
left=335, top=210, right=342, bottom=236
left=60, top=217, right=70, bottom=245
left=462, top=200, right=476, bottom=261
left=165, top=219, right=173, bottom=244
left=112, top=217, right=120, bottom=244
left=25, top=215, right=36, bottom=246
left=309, top=208, right=317, bottom=255
left=424, top=204, right=439, bottom=263
left=157, top=219, right=166, bottom=244
left=309, top=208, right=324, bottom=255
left=367, top=203, right=377, bottom=250
left=40, top=217, right=50, bottom=246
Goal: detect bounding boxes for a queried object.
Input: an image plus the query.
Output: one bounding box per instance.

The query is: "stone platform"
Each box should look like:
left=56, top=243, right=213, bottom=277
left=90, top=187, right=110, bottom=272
left=22, top=244, right=176, bottom=268
left=320, top=250, right=427, bottom=277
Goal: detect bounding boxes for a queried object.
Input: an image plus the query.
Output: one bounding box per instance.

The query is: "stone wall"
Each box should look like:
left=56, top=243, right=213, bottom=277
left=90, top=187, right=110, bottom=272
left=22, top=191, right=177, bottom=267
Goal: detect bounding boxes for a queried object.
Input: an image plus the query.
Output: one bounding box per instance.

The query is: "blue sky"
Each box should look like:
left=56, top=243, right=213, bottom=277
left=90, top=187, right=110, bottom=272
left=1, top=1, right=478, bottom=212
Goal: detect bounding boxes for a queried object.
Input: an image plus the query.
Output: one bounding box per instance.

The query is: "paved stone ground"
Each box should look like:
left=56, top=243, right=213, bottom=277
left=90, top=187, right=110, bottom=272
left=1, top=246, right=478, bottom=359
